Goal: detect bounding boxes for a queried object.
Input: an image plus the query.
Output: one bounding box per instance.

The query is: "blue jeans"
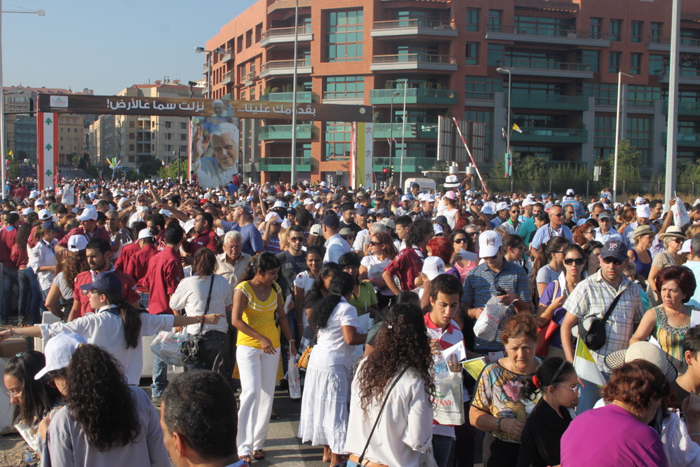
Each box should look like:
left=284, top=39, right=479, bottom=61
left=433, top=434, right=454, bottom=467
left=1, top=267, right=19, bottom=323
left=25, top=267, right=42, bottom=323
left=151, top=354, right=168, bottom=398
left=17, top=269, right=33, bottom=324
left=139, top=292, right=149, bottom=309
left=576, top=373, right=611, bottom=414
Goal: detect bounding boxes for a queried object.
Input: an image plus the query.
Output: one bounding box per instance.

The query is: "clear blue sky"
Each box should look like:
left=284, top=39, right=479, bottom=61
left=3, top=0, right=254, bottom=95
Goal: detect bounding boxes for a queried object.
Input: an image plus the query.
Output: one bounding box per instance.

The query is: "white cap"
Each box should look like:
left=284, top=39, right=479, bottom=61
left=273, top=200, right=286, bottom=209
left=77, top=208, right=98, bottom=222
left=433, top=224, right=444, bottom=235
left=635, top=196, right=646, bottom=205
left=219, top=196, right=226, bottom=203
left=636, top=204, right=651, bottom=219
left=303, top=198, right=314, bottom=206
left=479, top=230, right=503, bottom=258
left=380, top=218, right=395, bottom=230
left=35, top=199, right=45, bottom=206
left=137, top=229, right=155, bottom=241
left=34, top=333, right=87, bottom=380
left=422, top=256, right=446, bottom=280
left=21, top=207, right=33, bottom=216
left=423, top=194, right=436, bottom=203
left=566, top=188, right=575, bottom=196
left=496, top=202, right=509, bottom=212
left=38, top=209, right=52, bottom=221
left=183, top=219, right=196, bottom=233
left=320, top=181, right=327, bottom=187
left=481, top=205, right=494, bottom=215
left=523, top=198, right=536, bottom=207
left=401, top=195, right=411, bottom=202
left=159, top=209, right=173, bottom=218
left=29, top=190, right=38, bottom=199
left=265, top=212, right=282, bottom=224
left=67, top=235, right=88, bottom=252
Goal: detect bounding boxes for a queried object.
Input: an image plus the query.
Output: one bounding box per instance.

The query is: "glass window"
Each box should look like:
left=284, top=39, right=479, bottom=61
left=488, top=10, right=502, bottom=32
left=324, top=76, right=364, bottom=99
left=466, top=43, right=479, bottom=65
left=323, top=122, right=352, bottom=161
left=466, top=9, right=479, bottom=32
left=610, top=19, right=621, bottom=41
left=578, top=50, right=600, bottom=72
left=649, top=55, right=665, bottom=76
left=327, top=10, right=364, bottom=62
left=594, top=115, right=615, bottom=159
left=590, top=18, right=602, bottom=39
left=465, top=77, right=502, bottom=99
left=487, top=44, right=504, bottom=67
left=465, top=110, right=493, bottom=162
left=650, top=22, right=663, bottom=43
left=681, top=28, right=700, bottom=47
left=631, top=21, right=643, bottom=43
left=608, top=52, right=621, bottom=74
left=627, top=116, right=651, bottom=165
left=630, top=53, right=642, bottom=75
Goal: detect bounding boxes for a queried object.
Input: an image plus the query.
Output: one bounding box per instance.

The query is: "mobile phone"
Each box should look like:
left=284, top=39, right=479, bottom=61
left=496, top=286, right=507, bottom=295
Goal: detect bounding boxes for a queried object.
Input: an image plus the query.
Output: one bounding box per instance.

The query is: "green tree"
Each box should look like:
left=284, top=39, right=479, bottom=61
left=608, top=139, right=641, bottom=193
left=7, top=159, right=19, bottom=179
left=158, top=158, right=188, bottom=180
left=138, top=156, right=163, bottom=178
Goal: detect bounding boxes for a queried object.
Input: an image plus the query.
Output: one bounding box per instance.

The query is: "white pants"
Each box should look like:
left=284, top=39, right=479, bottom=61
left=236, top=345, right=280, bottom=456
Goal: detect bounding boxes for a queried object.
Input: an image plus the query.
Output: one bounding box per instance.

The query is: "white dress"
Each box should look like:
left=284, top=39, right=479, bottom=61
left=297, top=297, right=359, bottom=453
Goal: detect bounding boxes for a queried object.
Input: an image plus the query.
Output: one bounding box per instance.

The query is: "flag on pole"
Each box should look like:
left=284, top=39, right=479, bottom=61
left=512, top=123, right=523, bottom=133
left=502, top=127, right=507, bottom=139
left=573, top=339, right=606, bottom=386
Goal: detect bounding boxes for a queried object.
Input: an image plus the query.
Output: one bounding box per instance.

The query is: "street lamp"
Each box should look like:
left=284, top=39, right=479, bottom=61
left=497, top=67, right=513, bottom=191
left=290, top=0, right=300, bottom=185
left=613, top=71, right=634, bottom=203
left=194, top=46, right=226, bottom=98
left=399, top=78, right=408, bottom=189
left=389, top=91, right=400, bottom=168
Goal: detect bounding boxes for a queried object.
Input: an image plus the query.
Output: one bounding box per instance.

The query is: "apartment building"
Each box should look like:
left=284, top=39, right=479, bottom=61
left=204, top=0, right=700, bottom=184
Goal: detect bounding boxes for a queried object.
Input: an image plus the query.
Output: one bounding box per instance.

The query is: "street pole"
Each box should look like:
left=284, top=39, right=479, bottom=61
left=0, top=0, right=5, bottom=197
left=389, top=91, right=399, bottom=170
left=497, top=67, right=512, bottom=192
left=665, top=0, right=681, bottom=209
left=613, top=71, right=633, bottom=203
left=289, top=0, right=299, bottom=185
left=399, top=79, right=408, bottom=190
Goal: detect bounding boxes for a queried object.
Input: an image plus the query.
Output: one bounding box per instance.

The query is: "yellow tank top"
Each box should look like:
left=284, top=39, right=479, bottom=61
left=235, top=281, right=282, bottom=349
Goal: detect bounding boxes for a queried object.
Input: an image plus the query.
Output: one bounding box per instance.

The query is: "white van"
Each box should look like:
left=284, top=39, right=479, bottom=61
left=404, top=177, right=436, bottom=194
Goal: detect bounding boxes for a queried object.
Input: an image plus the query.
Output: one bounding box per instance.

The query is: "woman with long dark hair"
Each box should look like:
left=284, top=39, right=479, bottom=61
left=0, top=272, right=221, bottom=385
left=532, top=236, right=570, bottom=297
left=298, top=272, right=366, bottom=465
left=45, top=240, right=90, bottom=319
left=293, top=245, right=326, bottom=333
left=345, top=303, right=434, bottom=467
left=3, top=351, right=61, bottom=455
left=304, top=262, right=342, bottom=333
left=12, top=222, right=38, bottom=325
left=40, top=335, right=170, bottom=466
left=232, top=252, right=297, bottom=462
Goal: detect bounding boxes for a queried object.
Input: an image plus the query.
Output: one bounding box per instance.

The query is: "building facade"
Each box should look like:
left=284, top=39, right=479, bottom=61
left=203, top=0, right=700, bottom=184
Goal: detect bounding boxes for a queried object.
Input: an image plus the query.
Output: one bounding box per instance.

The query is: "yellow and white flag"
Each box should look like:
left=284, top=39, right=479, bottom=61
left=512, top=123, right=523, bottom=133
left=573, top=339, right=606, bottom=387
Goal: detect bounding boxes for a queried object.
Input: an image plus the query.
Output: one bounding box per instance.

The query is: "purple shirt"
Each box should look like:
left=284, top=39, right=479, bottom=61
left=561, top=404, right=667, bottom=467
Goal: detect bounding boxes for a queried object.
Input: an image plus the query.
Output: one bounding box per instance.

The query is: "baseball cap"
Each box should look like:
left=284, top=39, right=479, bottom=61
left=137, top=229, right=155, bottom=241
left=433, top=224, right=444, bottom=235
left=423, top=194, right=436, bottom=203
left=273, top=200, right=287, bottom=209
left=600, top=239, right=627, bottom=261
left=310, top=224, right=323, bottom=237
left=322, top=213, right=339, bottom=229
left=566, top=189, right=575, bottom=196
left=356, top=206, right=368, bottom=216
left=605, top=341, right=677, bottom=382
left=379, top=218, right=395, bottom=230
left=422, top=256, right=446, bottom=280
left=303, top=198, right=314, bottom=206
left=479, top=230, right=503, bottom=258
left=41, top=221, right=59, bottom=232
left=481, top=205, right=494, bottom=215
left=265, top=212, right=283, bottom=224
left=496, top=202, right=509, bottom=212
left=77, top=208, right=98, bottom=222
left=434, top=215, right=448, bottom=226
left=401, top=195, right=411, bottom=202
left=35, top=199, right=45, bottom=206
left=233, top=201, right=253, bottom=215
left=636, top=204, right=651, bottom=219
left=21, top=207, right=33, bottom=216
left=67, top=235, right=88, bottom=253
left=38, top=209, right=52, bottom=221
left=79, top=271, right=123, bottom=295
left=681, top=239, right=692, bottom=255
left=34, top=333, right=87, bottom=380
left=28, top=190, right=38, bottom=199
left=598, top=211, right=613, bottom=221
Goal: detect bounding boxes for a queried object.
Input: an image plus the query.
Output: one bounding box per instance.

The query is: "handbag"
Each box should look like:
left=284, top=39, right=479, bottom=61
left=333, top=367, right=408, bottom=467
left=297, top=328, right=318, bottom=370
left=180, top=276, right=215, bottom=364
left=536, top=281, right=560, bottom=357
left=578, top=289, right=624, bottom=351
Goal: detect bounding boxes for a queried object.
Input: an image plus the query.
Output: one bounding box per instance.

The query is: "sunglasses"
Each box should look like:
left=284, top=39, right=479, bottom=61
left=454, top=238, right=467, bottom=243
left=672, top=238, right=684, bottom=244
left=342, top=235, right=355, bottom=240
left=289, top=236, right=304, bottom=242
left=601, top=257, right=624, bottom=265
left=369, top=241, right=380, bottom=246
left=564, top=258, right=585, bottom=266
left=554, top=213, right=564, bottom=217
left=599, top=218, right=612, bottom=222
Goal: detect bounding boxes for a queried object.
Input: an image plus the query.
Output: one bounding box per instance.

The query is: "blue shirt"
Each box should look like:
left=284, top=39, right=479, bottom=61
left=530, top=224, right=573, bottom=251
left=220, top=221, right=263, bottom=256
left=561, top=198, right=586, bottom=222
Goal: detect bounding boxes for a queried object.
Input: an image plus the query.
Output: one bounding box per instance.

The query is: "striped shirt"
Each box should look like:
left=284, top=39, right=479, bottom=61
left=563, top=270, right=644, bottom=373
left=462, top=260, right=531, bottom=352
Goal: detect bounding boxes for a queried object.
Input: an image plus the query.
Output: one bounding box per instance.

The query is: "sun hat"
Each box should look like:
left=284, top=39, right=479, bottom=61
left=444, top=175, right=460, bottom=188
left=632, top=225, right=654, bottom=239
left=658, top=226, right=687, bottom=242
left=605, top=341, right=677, bottom=382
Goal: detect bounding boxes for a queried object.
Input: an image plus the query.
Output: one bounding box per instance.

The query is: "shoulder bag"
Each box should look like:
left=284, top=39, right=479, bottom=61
left=181, top=276, right=215, bottom=364
left=578, top=288, right=624, bottom=351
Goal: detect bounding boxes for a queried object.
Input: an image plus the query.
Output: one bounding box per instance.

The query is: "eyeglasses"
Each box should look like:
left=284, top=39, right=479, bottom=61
left=672, top=238, right=684, bottom=244
left=601, top=257, right=624, bottom=266
left=584, top=230, right=593, bottom=235
left=369, top=241, right=381, bottom=246
left=599, top=218, right=612, bottom=223
left=6, top=387, right=22, bottom=398
left=556, top=385, right=580, bottom=396
left=468, top=231, right=479, bottom=236
left=289, top=236, right=304, bottom=242
left=454, top=238, right=467, bottom=243
left=341, top=235, right=355, bottom=241
left=564, top=258, right=585, bottom=266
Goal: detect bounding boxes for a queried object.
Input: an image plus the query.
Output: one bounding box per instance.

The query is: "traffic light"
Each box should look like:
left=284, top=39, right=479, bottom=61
left=389, top=166, right=394, bottom=178
left=382, top=166, right=388, bottom=181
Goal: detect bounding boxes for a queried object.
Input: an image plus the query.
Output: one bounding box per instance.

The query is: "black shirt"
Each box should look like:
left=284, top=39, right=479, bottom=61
left=517, top=398, right=572, bottom=467
left=275, top=250, right=307, bottom=298
left=339, top=220, right=362, bottom=235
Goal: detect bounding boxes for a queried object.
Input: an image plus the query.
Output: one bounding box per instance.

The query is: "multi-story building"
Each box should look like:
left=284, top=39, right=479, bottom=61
left=203, top=0, right=700, bottom=184
left=4, top=85, right=94, bottom=165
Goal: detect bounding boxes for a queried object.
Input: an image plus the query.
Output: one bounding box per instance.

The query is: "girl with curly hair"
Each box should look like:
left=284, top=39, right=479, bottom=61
left=44, top=244, right=89, bottom=319
left=39, top=334, right=170, bottom=466
left=345, top=302, right=434, bottom=467
left=298, top=272, right=366, bottom=465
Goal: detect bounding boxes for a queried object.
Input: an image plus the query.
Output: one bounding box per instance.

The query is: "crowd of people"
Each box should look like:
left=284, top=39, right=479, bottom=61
left=2, top=175, right=700, bottom=466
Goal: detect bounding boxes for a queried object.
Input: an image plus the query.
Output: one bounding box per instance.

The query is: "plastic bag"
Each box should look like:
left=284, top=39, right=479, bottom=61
left=287, top=355, right=302, bottom=399
left=150, top=329, right=187, bottom=366
left=672, top=197, right=691, bottom=228
left=473, top=295, right=508, bottom=342
left=431, top=370, right=465, bottom=426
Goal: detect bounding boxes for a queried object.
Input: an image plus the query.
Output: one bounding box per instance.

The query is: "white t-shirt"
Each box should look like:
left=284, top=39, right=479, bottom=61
left=53, top=272, right=73, bottom=300
left=361, top=255, right=392, bottom=296
left=310, top=298, right=359, bottom=370
left=169, top=274, right=232, bottom=335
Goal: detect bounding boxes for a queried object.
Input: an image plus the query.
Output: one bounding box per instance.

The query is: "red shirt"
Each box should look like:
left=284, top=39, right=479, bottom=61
left=0, top=226, right=18, bottom=269
left=10, top=243, right=28, bottom=268
left=184, top=229, right=218, bottom=255
left=73, top=269, right=140, bottom=317
left=58, top=226, right=111, bottom=248
left=143, top=246, right=184, bottom=315
left=114, top=241, right=141, bottom=272
left=383, top=246, right=424, bottom=292
left=126, top=245, right=158, bottom=292
left=15, top=187, right=28, bottom=199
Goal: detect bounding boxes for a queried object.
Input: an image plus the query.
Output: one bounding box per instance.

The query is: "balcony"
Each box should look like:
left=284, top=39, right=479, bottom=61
left=372, top=157, right=437, bottom=172
left=259, top=124, right=313, bottom=140
left=373, top=123, right=438, bottom=139
left=260, top=26, right=313, bottom=47
left=222, top=50, right=234, bottom=62
left=663, top=132, right=700, bottom=148
left=242, top=71, right=257, bottom=86
left=511, top=127, right=588, bottom=144
left=497, top=59, right=594, bottom=79
left=371, top=19, right=458, bottom=39
left=659, top=69, right=700, bottom=85
left=322, top=91, right=364, bottom=104
left=485, top=25, right=610, bottom=47
left=663, top=100, right=700, bottom=116
left=222, top=70, right=233, bottom=85
left=260, top=59, right=312, bottom=78
left=647, top=36, right=700, bottom=53
left=370, top=88, right=457, bottom=105
left=508, top=94, right=589, bottom=111
left=258, top=157, right=313, bottom=172
left=259, top=91, right=313, bottom=104
left=202, top=63, right=209, bottom=75
left=371, top=54, right=457, bottom=72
